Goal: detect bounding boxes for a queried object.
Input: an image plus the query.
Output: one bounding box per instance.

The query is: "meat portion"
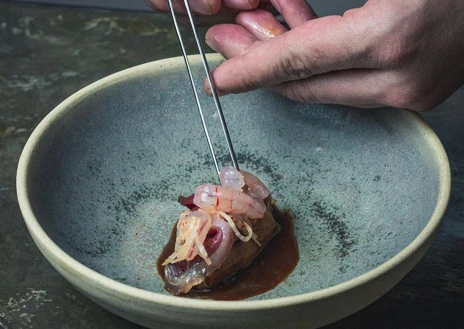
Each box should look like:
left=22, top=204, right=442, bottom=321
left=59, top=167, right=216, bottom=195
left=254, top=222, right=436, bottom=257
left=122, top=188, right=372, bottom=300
left=159, top=168, right=282, bottom=296
left=162, top=198, right=280, bottom=294
left=198, top=199, right=280, bottom=289
left=164, top=215, right=235, bottom=295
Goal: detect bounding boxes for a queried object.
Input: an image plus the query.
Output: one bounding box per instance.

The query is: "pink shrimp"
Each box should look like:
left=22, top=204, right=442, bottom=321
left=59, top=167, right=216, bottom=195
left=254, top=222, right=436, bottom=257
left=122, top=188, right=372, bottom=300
left=193, top=184, right=266, bottom=219
left=220, top=166, right=245, bottom=190
left=219, top=166, right=270, bottom=200
left=241, top=170, right=270, bottom=200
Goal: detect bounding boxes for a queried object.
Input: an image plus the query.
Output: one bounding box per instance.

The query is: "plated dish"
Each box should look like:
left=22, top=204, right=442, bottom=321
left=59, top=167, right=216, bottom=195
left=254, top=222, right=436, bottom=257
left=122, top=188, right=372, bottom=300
left=158, top=166, right=299, bottom=300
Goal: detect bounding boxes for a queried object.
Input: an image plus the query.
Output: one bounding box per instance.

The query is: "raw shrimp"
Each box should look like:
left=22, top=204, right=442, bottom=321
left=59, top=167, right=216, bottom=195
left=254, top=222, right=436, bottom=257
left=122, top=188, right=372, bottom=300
left=193, top=184, right=266, bottom=219
left=219, top=166, right=270, bottom=200
left=241, top=170, right=270, bottom=200
left=220, top=166, right=245, bottom=190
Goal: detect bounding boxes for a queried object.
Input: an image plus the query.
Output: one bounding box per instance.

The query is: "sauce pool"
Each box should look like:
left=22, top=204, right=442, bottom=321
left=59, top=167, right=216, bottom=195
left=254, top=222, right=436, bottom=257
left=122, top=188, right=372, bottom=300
left=156, top=205, right=299, bottom=300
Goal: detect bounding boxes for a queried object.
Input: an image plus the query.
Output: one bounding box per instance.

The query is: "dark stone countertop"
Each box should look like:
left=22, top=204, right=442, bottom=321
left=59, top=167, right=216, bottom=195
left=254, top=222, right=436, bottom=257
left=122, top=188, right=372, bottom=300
left=1, top=3, right=463, bottom=329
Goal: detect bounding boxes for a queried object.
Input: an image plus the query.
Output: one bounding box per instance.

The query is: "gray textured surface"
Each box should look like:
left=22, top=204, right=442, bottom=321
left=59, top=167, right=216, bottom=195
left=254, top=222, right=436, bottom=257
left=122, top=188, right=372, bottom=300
left=0, top=2, right=463, bottom=329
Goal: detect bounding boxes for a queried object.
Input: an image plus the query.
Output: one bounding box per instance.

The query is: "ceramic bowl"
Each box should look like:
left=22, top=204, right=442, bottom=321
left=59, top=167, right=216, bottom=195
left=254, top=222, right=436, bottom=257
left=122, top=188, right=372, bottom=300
left=17, top=54, right=450, bottom=329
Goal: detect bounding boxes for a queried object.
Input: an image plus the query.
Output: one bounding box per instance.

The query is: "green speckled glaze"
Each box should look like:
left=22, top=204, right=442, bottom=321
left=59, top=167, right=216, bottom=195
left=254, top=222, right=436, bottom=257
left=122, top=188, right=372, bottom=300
left=17, top=54, right=450, bottom=329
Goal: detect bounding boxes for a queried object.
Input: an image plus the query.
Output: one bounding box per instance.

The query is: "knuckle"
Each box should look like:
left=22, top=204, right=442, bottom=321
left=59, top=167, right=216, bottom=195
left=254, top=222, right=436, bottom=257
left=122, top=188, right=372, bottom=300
left=282, top=82, right=318, bottom=104
left=301, top=84, right=321, bottom=104
left=282, top=83, right=302, bottom=102
left=360, top=3, right=419, bottom=68
left=369, top=19, right=418, bottom=68
left=278, top=35, right=316, bottom=80
left=238, top=56, right=263, bottom=92
left=379, top=71, right=429, bottom=110
left=385, top=90, right=409, bottom=109
left=384, top=84, right=422, bottom=109
left=342, top=9, right=358, bottom=19
left=375, top=39, right=412, bottom=68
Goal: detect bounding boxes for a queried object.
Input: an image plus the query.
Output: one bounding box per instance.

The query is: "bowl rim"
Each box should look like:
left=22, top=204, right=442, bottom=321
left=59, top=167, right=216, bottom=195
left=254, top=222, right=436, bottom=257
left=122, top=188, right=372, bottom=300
left=16, top=54, right=451, bottom=311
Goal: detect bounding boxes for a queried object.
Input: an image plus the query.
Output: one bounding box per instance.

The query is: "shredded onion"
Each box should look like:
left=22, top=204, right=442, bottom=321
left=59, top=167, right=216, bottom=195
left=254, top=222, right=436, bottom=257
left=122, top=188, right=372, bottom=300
left=176, top=210, right=190, bottom=231
left=163, top=209, right=259, bottom=267
left=162, top=213, right=201, bottom=266
left=251, top=233, right=261, bottom=247
left=218, top=211, right=253, bottom=242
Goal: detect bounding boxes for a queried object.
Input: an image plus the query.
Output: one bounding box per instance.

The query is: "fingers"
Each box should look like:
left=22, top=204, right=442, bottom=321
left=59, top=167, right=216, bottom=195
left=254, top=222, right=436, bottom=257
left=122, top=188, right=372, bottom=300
left=236, top=10, right=287, bottom=40
left=205, top=24, right=257, bottom=94
left=208, top=15, right=372, bottom=95
left=206, top=24, right=257, bottom=58
left=271, top=0, right=317, bottom=28
left=145, top=0, right=268, bottom=14
left=145, top=0, right=221, bottom=15
left=223, top=0, right=260, bottom=10
left=272, top=69, right=386, bottom=107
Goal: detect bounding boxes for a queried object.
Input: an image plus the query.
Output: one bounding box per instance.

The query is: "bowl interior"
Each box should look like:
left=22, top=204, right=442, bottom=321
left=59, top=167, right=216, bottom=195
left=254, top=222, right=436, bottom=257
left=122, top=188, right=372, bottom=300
left=26, top=58, right=442, bottom=300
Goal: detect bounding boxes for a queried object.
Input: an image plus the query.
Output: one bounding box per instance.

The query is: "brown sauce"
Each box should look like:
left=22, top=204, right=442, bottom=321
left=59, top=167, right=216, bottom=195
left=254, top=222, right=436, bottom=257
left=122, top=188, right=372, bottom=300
left=156, top=205, right=299, bottom=300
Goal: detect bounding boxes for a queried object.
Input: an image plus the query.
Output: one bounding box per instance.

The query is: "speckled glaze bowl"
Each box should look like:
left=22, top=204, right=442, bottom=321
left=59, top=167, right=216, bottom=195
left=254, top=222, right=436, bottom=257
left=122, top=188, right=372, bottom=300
left=17, top=54, right=450, bottom=329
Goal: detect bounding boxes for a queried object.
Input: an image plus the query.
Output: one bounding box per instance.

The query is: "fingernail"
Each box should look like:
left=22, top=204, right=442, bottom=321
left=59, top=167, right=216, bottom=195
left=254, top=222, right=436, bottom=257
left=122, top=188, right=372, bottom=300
left=225, top=0, right=256, bottom=10
left=205, top=37, right=217, bottom=52
left=191, top=0, right=214, bottom=15
left=205, top=86, right=212, bottom=96
left=245, top=0, right=254, bottom=10
left=238, top=11, right=287, bottom=40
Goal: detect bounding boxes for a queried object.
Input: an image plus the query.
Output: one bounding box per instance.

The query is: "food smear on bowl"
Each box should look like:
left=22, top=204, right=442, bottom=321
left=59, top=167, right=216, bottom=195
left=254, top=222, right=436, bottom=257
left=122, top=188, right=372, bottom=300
left=157, top=167, right=299, bottom=300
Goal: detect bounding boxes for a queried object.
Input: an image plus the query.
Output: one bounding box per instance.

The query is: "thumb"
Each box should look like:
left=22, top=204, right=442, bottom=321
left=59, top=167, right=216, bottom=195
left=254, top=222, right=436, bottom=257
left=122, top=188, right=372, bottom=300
left=207, top=15, right=372, bottom=95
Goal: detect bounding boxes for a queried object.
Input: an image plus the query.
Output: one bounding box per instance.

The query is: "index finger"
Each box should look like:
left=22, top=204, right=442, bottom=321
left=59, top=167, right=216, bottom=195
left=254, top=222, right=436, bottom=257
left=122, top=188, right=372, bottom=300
left=208, top=14, right=373, bottom=95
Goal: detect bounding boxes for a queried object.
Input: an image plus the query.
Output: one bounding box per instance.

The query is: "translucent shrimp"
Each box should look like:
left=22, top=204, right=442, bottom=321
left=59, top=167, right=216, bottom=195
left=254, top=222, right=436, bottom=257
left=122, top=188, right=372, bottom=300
left=219, top=166, right=270, bottom=200
left=241, top=170, right=270, bottom=200
left=193, top=184, right=266, bottom=219
left=220, top=166, right=245, bottom=190
left=162, top=209, right=212, bottom=266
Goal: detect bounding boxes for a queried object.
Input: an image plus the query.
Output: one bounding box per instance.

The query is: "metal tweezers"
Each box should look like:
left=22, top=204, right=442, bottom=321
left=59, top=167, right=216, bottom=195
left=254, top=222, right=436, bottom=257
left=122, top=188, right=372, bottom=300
left=167, top=0, right=239, bottom=180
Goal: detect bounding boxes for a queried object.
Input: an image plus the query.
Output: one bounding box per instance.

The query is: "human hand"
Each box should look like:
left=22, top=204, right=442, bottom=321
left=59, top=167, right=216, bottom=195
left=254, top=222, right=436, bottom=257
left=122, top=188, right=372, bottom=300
left=145, top=0, right=275, bottom=25
left=204, top=0, right=464, bottom=111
